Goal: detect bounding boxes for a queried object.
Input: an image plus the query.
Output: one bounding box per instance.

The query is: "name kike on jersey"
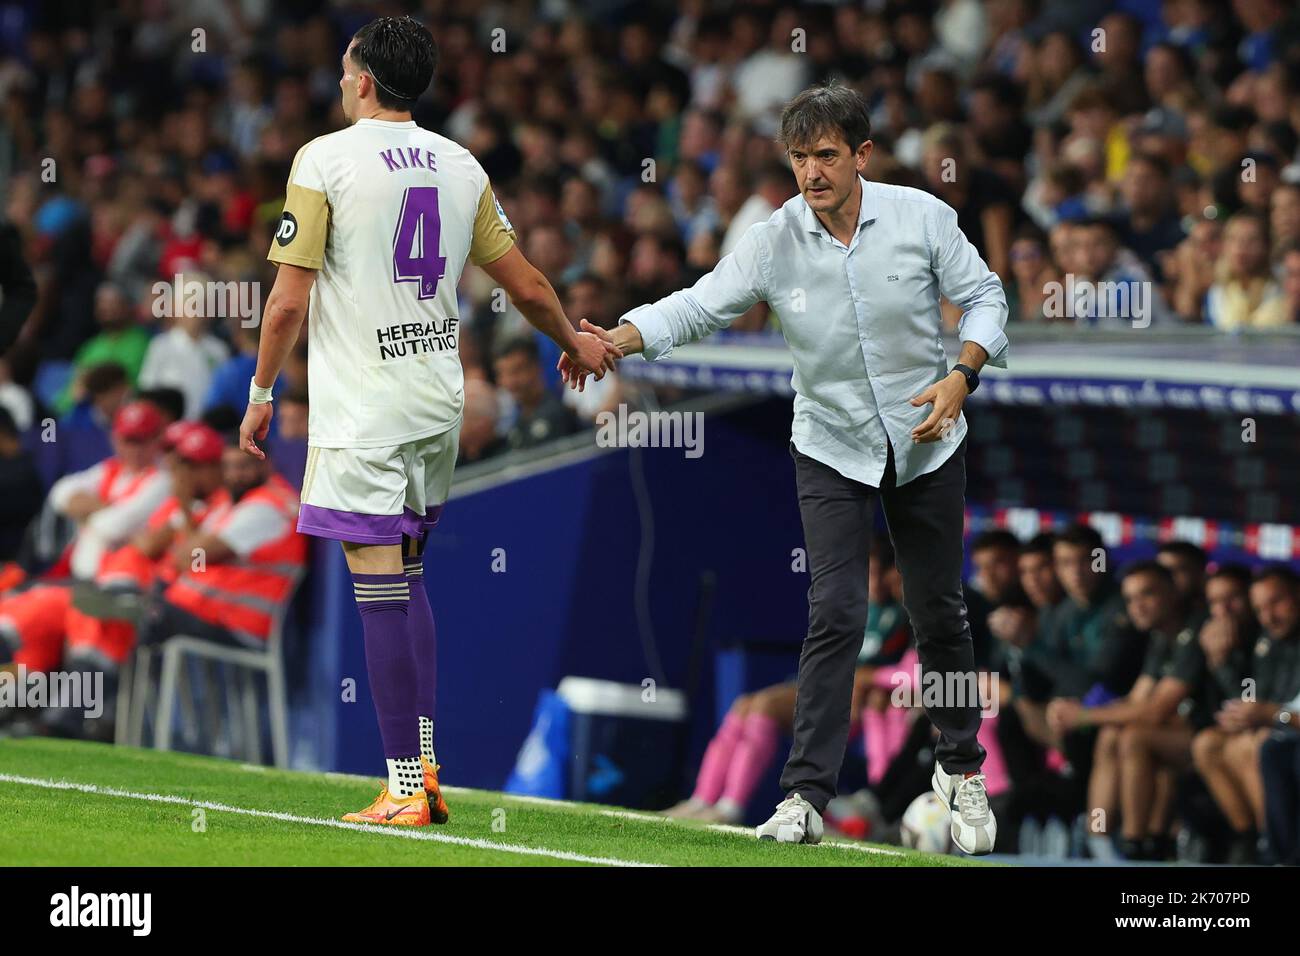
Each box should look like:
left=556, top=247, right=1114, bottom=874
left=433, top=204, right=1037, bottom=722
left=379, top=147, right=439, bottom=173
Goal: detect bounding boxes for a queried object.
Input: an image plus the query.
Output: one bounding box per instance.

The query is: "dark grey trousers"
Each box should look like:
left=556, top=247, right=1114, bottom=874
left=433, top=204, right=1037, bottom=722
left=778, top=436, right=985, bottom=814
left=1260, top=732, right=1300, bottom=866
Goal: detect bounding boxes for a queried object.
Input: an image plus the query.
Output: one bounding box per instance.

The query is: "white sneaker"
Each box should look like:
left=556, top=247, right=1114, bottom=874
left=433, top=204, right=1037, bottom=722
left=931, top=768, right=996, bottom=855
left=755, top=793, right=824, bottom=844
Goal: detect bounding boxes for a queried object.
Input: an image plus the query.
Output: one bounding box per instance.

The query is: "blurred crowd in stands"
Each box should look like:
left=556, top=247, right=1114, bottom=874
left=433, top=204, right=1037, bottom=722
left=2, top=1, right=1300, bottom=516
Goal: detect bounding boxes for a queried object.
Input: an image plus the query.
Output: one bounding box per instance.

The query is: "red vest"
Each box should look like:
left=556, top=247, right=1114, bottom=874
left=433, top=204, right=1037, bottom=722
left=97, top=458, right=156, bottom=504
left=96, top=488, right=231, bottom=589
left=165, top=476, right=307, bottom=640
left=44, top=459, right=160, bottom=581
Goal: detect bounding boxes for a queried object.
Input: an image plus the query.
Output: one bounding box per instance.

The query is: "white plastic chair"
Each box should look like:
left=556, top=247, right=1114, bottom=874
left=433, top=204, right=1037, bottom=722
left=152, top=572, right=303, bottom=767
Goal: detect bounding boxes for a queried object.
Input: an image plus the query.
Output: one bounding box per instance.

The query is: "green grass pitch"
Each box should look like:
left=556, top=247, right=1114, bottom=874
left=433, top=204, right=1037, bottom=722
left=0, top=738, right=980, bottom=867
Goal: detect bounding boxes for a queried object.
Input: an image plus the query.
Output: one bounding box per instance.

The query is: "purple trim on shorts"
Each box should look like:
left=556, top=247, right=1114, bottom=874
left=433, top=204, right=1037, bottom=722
left=297, top=504, right=405, bottom=545
left=399, top=504, right=446, bottom=541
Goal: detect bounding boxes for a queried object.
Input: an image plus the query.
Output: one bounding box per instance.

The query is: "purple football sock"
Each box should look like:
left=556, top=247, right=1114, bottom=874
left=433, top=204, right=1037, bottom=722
left=352, top=571, right=418, bottom=758
left=403, top=553, right=437, bottom=719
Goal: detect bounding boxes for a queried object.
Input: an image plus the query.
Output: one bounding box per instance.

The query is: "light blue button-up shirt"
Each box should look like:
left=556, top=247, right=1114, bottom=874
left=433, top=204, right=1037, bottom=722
left=620, top=177, right=1009, bottom=487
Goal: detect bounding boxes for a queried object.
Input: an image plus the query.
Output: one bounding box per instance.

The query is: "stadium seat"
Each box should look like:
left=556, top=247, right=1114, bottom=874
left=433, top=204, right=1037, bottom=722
left=140, top=570, right=304, bottom=767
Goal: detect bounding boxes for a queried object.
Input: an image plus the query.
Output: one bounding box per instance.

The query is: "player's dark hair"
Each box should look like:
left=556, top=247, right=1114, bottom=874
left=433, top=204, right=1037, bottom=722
left=137, top=387, right=186, bottom=423
left=1147, top=41, right=1193, bottom=81
left=1226, top=207, right=1268, bottom=237
left=1045, top=162, right=1086, bottom=198
left=970, top=529, right=1021, bottom=555
left=82, top=362, right=129, bottom=396
left=756, top=161, right=794, bottom=190
left=562, top=173, right=601, bottom=199
left=493, top=336, right=540, bottom=366
left=970, top=73, right=1023, bottom=110
left=1156, top=539, right=1208, bottom=569
left=651, top=233, right=686, bottom=263
left=1208, top=562, right=1252, bottom=592
left=1022, top=532, right=1056, bottom=557
left=1121, top=559, right=1175, bottom=589
left=1055, top=523, right=1104, bottom=555
left=1127, top=151, right=1171, bottom=180
left=1254, top=564, right=1300, bottom=591
left=1212, top=104, right=1255, bottom=133
left=201, top=406, right=241, bottom=434
left=779, top=83, right=872, bottom=153
left=564, top=273, right=607, bottom=296
left=350, top=16, right=438, bottom=111
left=1264, top=123, right=1300, bottom=167
left=1077, top=215, right=1119, bottom=239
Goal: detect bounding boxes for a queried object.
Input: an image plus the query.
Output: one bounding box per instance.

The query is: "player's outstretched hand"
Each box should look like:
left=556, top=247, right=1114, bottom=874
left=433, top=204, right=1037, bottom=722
left=558, top=319, right=622, bottom=392
left=239, top=402, right=273, bottom=459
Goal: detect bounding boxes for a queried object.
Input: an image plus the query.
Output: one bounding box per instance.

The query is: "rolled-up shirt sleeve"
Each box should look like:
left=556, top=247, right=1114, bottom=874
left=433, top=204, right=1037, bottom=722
left=72, top=472, right=173, bottom=578
left=619, top=224, right=769, bottom=361
left=218, top=500, right=292, bottom=557
left=929, top=202, right=1009, bottom=369
left=48, top=463, right=106, bottom=515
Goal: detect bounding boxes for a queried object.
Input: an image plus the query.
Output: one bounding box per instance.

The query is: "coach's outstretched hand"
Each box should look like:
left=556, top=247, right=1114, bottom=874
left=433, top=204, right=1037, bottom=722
left=559, top=319, right=622, bottom=392
left=239, top=402, right=273, bottom=459
left=909, top=370, right=968, bottom=443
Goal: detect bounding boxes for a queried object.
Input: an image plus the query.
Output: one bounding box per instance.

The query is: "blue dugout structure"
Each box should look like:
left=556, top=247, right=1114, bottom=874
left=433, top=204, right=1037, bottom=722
left=289, top=394, right=810, bottom=789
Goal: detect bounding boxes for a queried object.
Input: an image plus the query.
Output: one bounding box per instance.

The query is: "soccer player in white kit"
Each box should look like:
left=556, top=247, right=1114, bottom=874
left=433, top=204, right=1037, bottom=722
left=239, top=16, right=618, bottom=826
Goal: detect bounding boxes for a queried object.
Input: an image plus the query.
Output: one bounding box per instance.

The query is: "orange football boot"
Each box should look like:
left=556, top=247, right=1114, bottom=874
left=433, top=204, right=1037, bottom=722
left=422, top=758, right=450, bottom=824
left=341, top=786, right=430, bottom=826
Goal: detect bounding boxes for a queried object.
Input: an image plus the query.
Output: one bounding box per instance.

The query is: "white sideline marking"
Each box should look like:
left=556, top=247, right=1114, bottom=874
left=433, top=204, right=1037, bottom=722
left=0, top=773, right=658, bottom=868
left=229, top=774, right=907, bottom=858
left=445, top=788, right=573, bottom=808
left=598, top=808, right=906, bottom=856
left=324, top=770, right=377, bottom=784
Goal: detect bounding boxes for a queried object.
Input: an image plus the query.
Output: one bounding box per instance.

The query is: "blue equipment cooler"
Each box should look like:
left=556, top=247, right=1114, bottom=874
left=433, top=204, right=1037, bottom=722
left=558, top=677, right=687, bottom=808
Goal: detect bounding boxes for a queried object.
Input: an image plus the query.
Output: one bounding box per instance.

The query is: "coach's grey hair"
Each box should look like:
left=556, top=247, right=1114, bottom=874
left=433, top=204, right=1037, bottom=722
left=778, top=84, right=873, bottom=152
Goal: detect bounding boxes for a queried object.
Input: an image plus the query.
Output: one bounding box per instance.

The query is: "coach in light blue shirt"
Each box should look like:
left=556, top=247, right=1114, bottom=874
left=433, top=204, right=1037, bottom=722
left=624, top=169, right=1007, bottom=488
left=565, top=83, right=1008, bottom=852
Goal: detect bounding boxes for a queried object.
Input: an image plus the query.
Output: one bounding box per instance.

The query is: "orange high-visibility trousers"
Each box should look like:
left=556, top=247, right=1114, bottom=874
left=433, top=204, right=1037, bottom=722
left=0, top=586, right=72, bottom=673
left=63, top=608, right=137, bottom=671
left=63, top=545, right=158, bottom=666
left=64, top=609, right=137, bottom=665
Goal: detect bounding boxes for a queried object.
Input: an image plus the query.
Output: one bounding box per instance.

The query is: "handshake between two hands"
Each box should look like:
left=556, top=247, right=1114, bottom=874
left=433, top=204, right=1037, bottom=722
left=556, top=318, right=623, bottom=392
left=551, top=319, right=972, bottom=442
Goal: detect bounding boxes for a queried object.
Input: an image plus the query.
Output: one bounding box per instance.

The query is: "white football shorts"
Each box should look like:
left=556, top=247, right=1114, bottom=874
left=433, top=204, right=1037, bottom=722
left=296, top=425, right=459, bottom=545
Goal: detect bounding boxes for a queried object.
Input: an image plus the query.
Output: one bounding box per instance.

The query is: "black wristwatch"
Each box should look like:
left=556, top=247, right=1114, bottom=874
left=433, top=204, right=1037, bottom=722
left=951, top=363, right=980, bottom=394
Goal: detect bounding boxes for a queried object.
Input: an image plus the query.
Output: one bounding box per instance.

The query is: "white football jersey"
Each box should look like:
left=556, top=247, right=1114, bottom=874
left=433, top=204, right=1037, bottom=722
left=268, top=118, right=515, bottom=448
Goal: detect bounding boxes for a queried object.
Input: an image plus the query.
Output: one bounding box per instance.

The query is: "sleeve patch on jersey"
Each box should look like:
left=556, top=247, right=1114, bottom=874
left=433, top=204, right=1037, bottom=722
left=267, top=182, right=329, bottom=269
left=493, top=193, right=513, bottom=232
left=468, top=183, right=516, bottom=267
left=274, top=211, right=299, bottom=246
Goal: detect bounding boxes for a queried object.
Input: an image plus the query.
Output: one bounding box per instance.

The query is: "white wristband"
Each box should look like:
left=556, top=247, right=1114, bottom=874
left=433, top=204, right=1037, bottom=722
left=249, top=379, right=275, bottom=404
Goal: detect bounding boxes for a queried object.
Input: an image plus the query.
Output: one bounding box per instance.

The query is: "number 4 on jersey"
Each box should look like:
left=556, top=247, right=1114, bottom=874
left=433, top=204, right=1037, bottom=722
left=392, top=186, right=447, bottom=300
